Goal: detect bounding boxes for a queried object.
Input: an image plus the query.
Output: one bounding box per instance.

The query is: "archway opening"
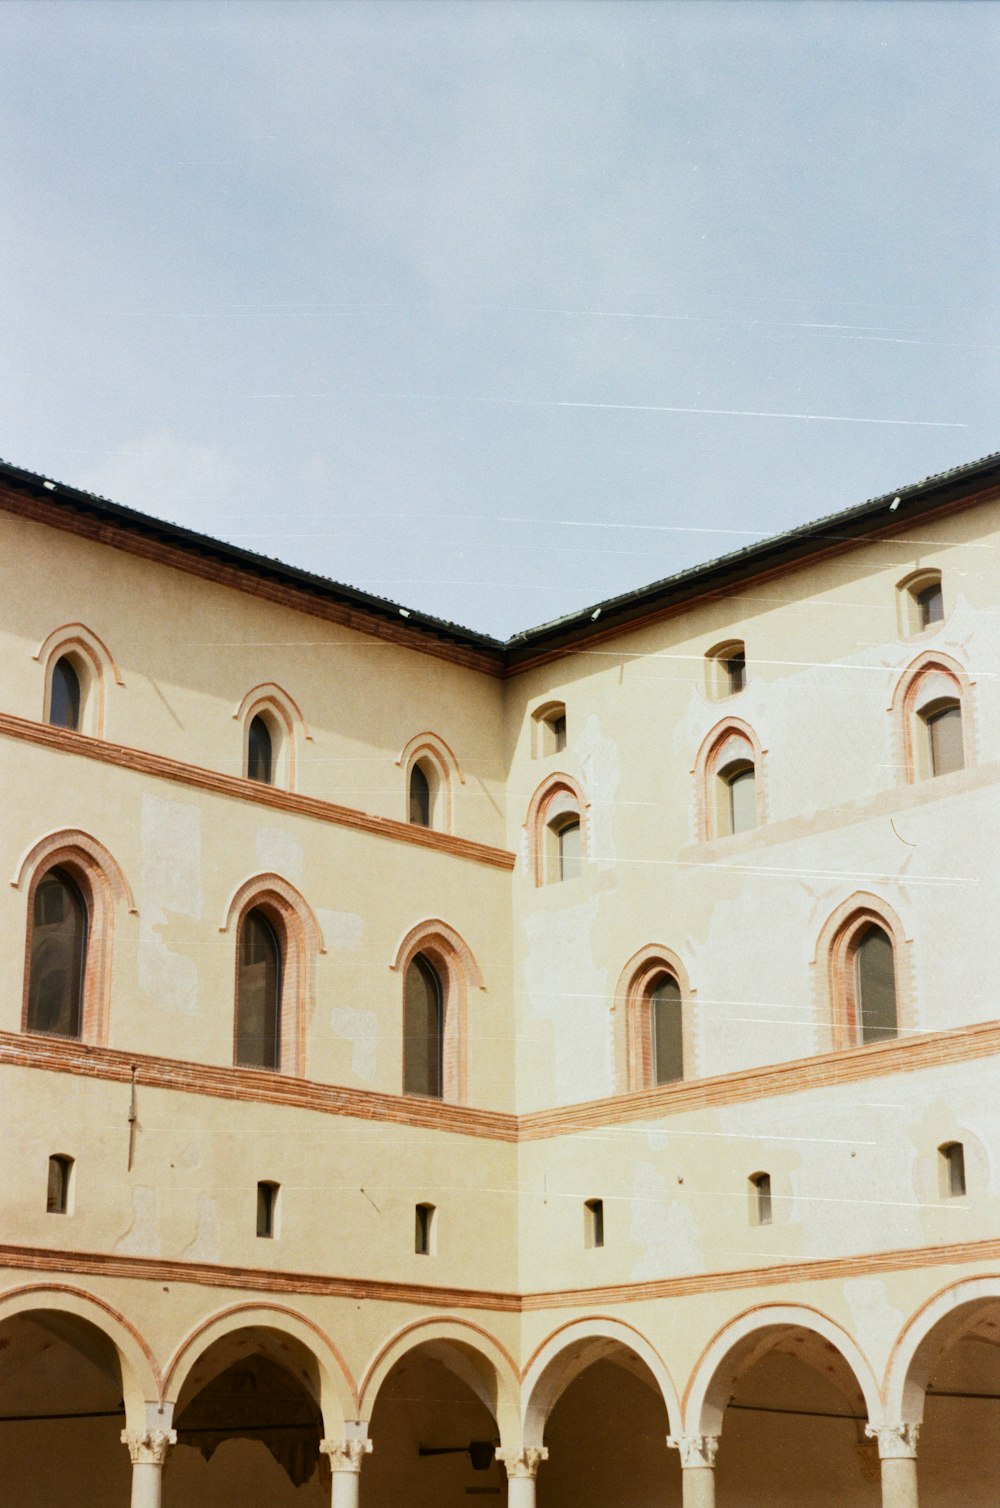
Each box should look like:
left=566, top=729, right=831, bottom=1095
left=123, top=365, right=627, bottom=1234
left=364, top=1341, right=505, bottom=1505
left=531, top=1339, right=678, bottom=1507
left=0, top=1310, right=129, bottom=1507
left=168, top=1327, right=327, bottom=1505
left=708, top=1324, right=877, bottom=1506
left=907, top=1297, right=1000, bottom=1503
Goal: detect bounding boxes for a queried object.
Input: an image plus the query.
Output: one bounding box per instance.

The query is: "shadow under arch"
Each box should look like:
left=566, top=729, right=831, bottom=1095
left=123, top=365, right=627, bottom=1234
left=163, top=1302, right=357, bottom=1435
left=885, top=1275, right=1000, bottom=1424
left=359, top=1316, right=520, bottom=1445
left=521, top=1316, right=682, bottom=1445
left=0, top=1282, right=159, bottom=1429
left=684, top=1303, right=882, bottom=1437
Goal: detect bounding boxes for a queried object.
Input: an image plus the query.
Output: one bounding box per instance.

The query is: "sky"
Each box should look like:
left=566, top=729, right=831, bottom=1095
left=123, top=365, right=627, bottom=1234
left=3, top=0, right=999, bottom=638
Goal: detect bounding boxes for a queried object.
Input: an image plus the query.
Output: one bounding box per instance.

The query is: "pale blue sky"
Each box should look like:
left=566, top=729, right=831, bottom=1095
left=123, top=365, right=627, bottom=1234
left=4, top=0, right=998, bottom=635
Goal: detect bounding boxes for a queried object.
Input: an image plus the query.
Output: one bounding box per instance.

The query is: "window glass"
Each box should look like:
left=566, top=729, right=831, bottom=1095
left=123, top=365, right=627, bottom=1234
left=856, top=926, right=897, bottom=1043
left=247, top=715, right=273, bottom=784
left=27, top=869, right=87, bottom=1037
left=403, top=955, right=443, bottom=1098
left=49, top=657, right=81, bottom=731
left=651, top=975, right=683, bottom=1084
left=557, top=819, right=581, bottom=881
left=728, top=767, right=757, bottom=834
left=235, top=909, right=281, bottom=1068
left=916, top=582, right=944, bottom=629
left=725, top=650, right=746, bottom=694
left=927, top=703, right=964, bottom=776
left=409, top=763, right=431, bottom=826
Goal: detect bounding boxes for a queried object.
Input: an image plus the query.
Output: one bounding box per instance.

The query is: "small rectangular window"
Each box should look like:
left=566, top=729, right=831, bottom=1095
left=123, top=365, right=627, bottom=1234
left=725, top=651, right=746, bottom=694
left=46, top=1155, right=73, bottom=1214
left=415, top=1202, right=436, bottom=1255
left=257, top=1181, right=279, bottom=1238
left=916, top=583, right=944, bottom=629
left=750, top=1173, right=772, bottom=1226
left=552, top=715, right=567, bottom=752
left=584, top=1197, right=604, bottom=1249
left=940, top=1143, right=966, bottom=1198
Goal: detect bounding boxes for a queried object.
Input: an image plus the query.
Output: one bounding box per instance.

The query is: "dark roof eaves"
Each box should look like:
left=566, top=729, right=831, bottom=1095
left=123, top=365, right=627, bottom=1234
left=502, top=449, right=1000, bottom=661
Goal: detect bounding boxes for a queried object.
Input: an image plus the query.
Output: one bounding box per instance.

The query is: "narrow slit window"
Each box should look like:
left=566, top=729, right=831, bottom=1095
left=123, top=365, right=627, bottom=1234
left=551, top=714, right=567, bottom=752
left=584, top=1197, right=604, bottom=1249
left=27, top=868, right=88, bottom=1038
left=46, top=1155, right=73, bottom=1214
left=855, top=925, right=897, bottom=1044
left=750, top=1172, right=772, bottom=1226
left=651, top=975, right=684, bottom=1085
left=940, top=1142, right=967, bottom=1198
left=403, top=954, right=443, bottom=1098
left=256, top=1180, right=279, bottom=1238
left=247, top=715, right=274, bottom=784
left=415, top=1202, right=436, bottom=1255
left=235, top=909, right=282, bottom=1069
left=725, top=650, right=746, bottom=694
left=49, top=656, right=82, bottom=731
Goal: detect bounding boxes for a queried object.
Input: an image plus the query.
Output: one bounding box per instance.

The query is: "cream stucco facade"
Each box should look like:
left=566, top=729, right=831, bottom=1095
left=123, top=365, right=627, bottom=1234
left=2, top=452, right=999, bottom=1504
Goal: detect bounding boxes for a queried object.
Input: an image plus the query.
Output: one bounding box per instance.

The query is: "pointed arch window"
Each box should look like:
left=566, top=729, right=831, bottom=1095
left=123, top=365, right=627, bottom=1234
left=49, top=656, right=82, bottom=731
left=403, top=954, right=444, bottom=1098
left=854, top=924, right=897, bottom=1044
left=26, top=868, right=88, bottom=1038
left=247, top=715, right=274, bottom=785
left=695, top=721, right=764, bottom=842
left=235, top=909, right=282, bottom=1069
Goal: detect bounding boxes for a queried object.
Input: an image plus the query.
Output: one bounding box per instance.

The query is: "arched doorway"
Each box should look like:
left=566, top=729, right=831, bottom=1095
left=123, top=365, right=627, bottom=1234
left=0, top=1308, right=132, bottom=1506
left=166, top=1325, right=330, bottom=1505
left=522, top=1324, right=681, bottom=1506
left=361, top=1333, right=515, bottom=1505
left=888, top=1284, right=1000, bottom=1502
left=688, top=1311, right=881, bottom=1506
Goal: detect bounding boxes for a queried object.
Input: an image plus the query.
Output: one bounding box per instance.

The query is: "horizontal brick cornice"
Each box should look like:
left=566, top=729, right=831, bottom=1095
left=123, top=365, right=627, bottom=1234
left=4, top=1234, right=1000, bottom=1315
left=0, top=1032, right=519, bottom=1140
left=0, top=713, right=515, bottom=871
left=2, top=1020, right=999, bottom=1145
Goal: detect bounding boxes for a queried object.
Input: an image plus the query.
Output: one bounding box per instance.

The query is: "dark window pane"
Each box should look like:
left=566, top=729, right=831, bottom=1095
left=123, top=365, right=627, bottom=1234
left=409, top=763, right=431, bottom=826
left=945, top=1143, right=966, bottom=1198
left=256, top=1181, right=277, bottom=1237
left=651, top=976, right=683, bottom=1084
left=46, top=1155, right=71, bottom=1214
left=856, top=926, right=897, bottom=1043
left=235, top=910, right=281, bottom=1068
left=916, top=583, right=944, bottom=628
left=27, top=869, right=87, bottom=1037
left=49, top=657, right=81, bottom=731
left=552, top=714, right=567, bottom=751
left=403, top=955, right=443, bottom=1098
left=927, top=704, right=963, bottom=776
left=753, top=1173, right=772, bottom=1225
left=247, top=716, right=273, bottom=784
left=726, top=651, right=746, bottom=694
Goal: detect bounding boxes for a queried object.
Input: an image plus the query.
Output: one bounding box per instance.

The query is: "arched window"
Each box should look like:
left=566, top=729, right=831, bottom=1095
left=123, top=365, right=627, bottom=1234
left=721, top=759, right=757, bottom=836
left=526, top=776, right=587, bottom=886
left=694, top=721, right=764, bottom=841
left=651, top=974, right=684, bottom=1085
left=854, top=924, right=897, bottom=1044
left=403, top=954, right=443, bottom=1098
left=897, top=569, right=944, bottom=637
left=235, top=908, right=283, bottom=1069
left=409, top=761, right=434, bottom=827
left=706, top=640, right=747, bottom=699
left=922, top=699, right=964, bottom=777
left=49, top=656, right=82, bottom=731
left=26, top=868, right=88, bottom=1038
left=532, top=701, right=568, bottom=756
left=247, top=715, right=274, bottom=784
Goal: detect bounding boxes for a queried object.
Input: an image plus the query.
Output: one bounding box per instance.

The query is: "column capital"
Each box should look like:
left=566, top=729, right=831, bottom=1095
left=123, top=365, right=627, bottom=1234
left=667, top=1435, right=720, bottom=1469
left=320, top=1438, right=373, bottom=1473
left=496, top=1446, right=548, bottom=1479
left=865, top=1422, right=920, bottom=1460
left=120, top=1428, right=176, bottom=1465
